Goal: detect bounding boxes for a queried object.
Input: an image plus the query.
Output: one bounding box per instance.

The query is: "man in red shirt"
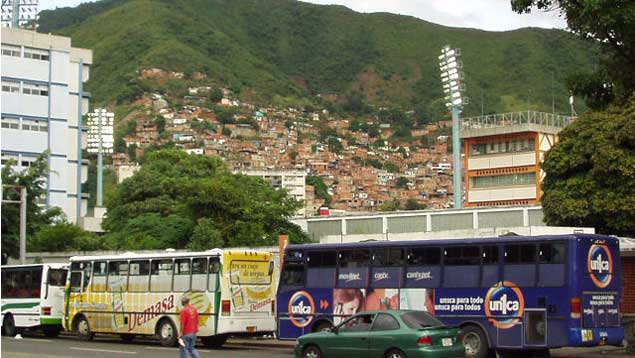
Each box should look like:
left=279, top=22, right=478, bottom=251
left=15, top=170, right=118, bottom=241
left=179, top=296, right=200, bottom=358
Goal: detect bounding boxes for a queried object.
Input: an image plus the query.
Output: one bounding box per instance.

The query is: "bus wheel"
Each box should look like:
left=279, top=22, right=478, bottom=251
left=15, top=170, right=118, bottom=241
left=43, top=326, right=61, bottom=338
left=157, top=319, right=177, bottom=347
left=461, top=325, right=490, bottom=358
left=201, top=334, right=228, bottom=348
left=76, top=316, right=94, bottom=341
left=2, top=315, right=16, bottom=337
left=120, top=333, right=135, bottom=342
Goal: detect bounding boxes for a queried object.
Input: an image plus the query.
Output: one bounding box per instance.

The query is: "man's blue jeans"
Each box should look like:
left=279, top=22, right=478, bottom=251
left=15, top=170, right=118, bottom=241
left=180, top=334, right=200, bottom=358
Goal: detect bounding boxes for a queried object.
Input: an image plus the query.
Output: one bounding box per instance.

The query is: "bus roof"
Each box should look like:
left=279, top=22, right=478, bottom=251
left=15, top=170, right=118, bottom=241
left=1, top=263, right=68, bottom=269
left=68, top=248, right=273, bottom=262
left=286, top=234, right=617, bottom=252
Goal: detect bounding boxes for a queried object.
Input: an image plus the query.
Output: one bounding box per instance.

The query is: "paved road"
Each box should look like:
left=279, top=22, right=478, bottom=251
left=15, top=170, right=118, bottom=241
left=1, top=334, right=629, bottom=358
left=1, top=335, right=294, bottom=358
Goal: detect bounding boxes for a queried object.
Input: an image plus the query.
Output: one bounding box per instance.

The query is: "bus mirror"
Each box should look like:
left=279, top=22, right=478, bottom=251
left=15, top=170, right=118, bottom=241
left=268, top=261, right=274, bottom=276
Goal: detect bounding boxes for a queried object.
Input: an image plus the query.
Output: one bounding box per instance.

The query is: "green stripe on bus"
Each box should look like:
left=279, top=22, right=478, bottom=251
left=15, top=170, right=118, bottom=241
left=40, top=317, right=62, bottom=325
left=1, top=302, right=40, bottom=311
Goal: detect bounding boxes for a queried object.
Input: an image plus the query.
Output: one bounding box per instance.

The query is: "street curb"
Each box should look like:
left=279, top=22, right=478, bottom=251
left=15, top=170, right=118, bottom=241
left=225, top=339, right=295, bottom=349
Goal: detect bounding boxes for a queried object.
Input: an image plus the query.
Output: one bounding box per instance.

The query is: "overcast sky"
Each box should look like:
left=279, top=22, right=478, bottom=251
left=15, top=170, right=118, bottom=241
left=41, top=0, right=566, bottom=32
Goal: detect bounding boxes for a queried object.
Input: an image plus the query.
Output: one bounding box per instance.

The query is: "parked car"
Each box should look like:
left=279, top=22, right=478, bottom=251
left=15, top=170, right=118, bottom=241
left=295, top=310, right=465, bottom=358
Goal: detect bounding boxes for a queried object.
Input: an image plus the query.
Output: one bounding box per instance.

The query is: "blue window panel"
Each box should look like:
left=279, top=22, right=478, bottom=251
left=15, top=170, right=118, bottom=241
left=404, top=266, right=441, bottom=288
left=538, top=264, right=565, bottom=287
left=481, top=265, right=500, bottom=287
left=336, top=267, right=369, bottom=288
left=306, top=268, right=336, bottom=288
left=504, top=265, right=536, bottom=287
left=443, top=266, right=479, bottom=288
left=370, top=267, right=403, bottom=288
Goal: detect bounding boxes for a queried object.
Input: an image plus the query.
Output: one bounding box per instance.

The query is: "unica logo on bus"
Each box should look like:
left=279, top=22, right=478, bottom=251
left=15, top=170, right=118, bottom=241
left=288, top=290, right=315, bottom=328
left=588, top=244, right=613, bottom=288
left=484, top=281, right=525, bottom=329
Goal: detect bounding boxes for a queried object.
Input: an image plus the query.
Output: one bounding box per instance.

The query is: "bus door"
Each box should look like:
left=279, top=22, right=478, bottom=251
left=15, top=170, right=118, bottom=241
left=579, top=238, right=621, bottom=334
left=42, top=267, right=67, bottom=324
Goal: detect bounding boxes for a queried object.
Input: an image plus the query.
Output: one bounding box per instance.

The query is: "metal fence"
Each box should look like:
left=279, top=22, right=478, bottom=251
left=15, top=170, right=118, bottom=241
left=461, top=111, right=574, bottom=130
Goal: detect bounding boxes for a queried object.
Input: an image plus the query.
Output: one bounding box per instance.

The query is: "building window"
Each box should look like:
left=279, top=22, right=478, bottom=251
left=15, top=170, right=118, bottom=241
left=23, top=47, right=49, bottom=61
left=471, top=172, right=535, bottom=189
left=471, top=138, right=536, bottom=157
left=1, top=44, right=20, bottom=57
left=2, top=80, right=20, bottom=93
left=1, top=154, right=18, bottom=165
left=22, top=119, right=48, bottom=132
left=22, top=83, right=48, bottom=96
left=1, top=117, right=20, bottom=129
left=20, top=157, right=36, bottom=168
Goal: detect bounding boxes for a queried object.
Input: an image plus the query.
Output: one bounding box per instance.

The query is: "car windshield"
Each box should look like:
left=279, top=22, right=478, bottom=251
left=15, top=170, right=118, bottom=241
left=401, top=311, right=444, bottom=329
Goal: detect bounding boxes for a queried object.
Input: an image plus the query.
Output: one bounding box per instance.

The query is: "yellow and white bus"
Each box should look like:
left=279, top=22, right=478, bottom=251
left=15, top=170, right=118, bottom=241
left=1, top=264, right=68, bottom=337
left=64, top=249, right=278, bottom=347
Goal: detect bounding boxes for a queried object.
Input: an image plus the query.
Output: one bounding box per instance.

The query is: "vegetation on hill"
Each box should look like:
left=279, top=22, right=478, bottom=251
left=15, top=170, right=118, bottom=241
left=39, top=0, right=598, bottom=117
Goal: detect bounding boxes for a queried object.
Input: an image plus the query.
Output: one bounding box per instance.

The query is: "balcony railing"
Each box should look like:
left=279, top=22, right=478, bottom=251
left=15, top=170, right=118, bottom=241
left=461, top=111, right=574, bottom=130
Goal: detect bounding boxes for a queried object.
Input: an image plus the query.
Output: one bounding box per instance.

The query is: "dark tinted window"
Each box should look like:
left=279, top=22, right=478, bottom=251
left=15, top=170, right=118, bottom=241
left=505, top=244, right=536, bottom=264
left=372, top=248, right=405, bottom=266
left=281, top=262, right=305, bottom=286
left=47, top=269, right=67, bottom=286
left=539, top=243, right=566, bottom=264
left=407, top=247, right=441, bottom=265
left=372, top=313, right=400, bottom=331
left=1, top=267, right=42, bottom=298
left=482, top=246, right=499, bottom=264
left=307, top=251, right=337, bottom=268
left=339, top=250, right=369, bottom=268
left=69, top=272, right=82, bottom=293
left=444, top=246, right=480, bottom=265
left=401, top=311, right=443, bottom=329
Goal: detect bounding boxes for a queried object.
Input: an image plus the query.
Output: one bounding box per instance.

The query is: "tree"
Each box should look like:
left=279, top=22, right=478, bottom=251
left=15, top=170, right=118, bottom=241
left=379, top=199, right=401, bottom=212
left=306, top=176, right=331, bottom=206
left=1, top=153, right=62, bottom=263
left=188, top=218, right=223, bottom=250
left=104, top=150, right=310, bottom=248
left=28, top=222, right=108, bottom=252
left=127, top=143, right=138, bottom=161
left=405, top=199, right=427, bottom=211
left=155, top=115, right=166, bottom=134
left=125, top=119, right=137, bottom=136
left=396, top=177, right=410, bottom=189
left=541, top=100, right=635, bottom=237
left=208, top=88, right=223, bottom=103
left=511, top=0, right=635, bottom=107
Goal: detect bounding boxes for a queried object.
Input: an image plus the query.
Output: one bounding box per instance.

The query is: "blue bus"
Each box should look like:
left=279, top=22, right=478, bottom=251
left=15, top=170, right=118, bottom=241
left=276, top=234, right=624, bottom=358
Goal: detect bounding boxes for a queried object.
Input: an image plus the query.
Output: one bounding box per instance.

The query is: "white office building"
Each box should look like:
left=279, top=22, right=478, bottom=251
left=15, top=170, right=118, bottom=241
left=1, top=28, right=92, bottom=223
left=240, top=170, right=307, bottom=215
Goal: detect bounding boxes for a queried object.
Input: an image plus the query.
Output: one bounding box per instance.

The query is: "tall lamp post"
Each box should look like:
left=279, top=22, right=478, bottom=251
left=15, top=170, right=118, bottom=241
left=87, top=108, right=114, bottom=207
left=439, top=45, right=467, bottom=209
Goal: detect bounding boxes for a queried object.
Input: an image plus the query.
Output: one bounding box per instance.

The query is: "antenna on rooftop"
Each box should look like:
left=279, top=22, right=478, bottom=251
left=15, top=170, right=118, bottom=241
left=1, top=0, right=39, bottom=29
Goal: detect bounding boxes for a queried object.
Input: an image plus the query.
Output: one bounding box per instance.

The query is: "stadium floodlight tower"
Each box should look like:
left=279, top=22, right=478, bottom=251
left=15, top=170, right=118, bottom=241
left=1, top=0, right=39, bottom=28
left=87, top=108, right=114, bottom=207
left=439, top=45, right=467, bottom=209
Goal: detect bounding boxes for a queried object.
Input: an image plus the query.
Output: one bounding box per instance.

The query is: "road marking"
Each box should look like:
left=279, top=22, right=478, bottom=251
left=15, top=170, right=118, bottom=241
left=70, top=347, right=137, bottom=354
left=2, top=337, right=54, bottom=343
left=145, top=346, right=211, bottom=353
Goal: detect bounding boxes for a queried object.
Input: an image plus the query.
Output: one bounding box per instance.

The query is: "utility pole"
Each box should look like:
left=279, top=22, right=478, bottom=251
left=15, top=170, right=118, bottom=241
left=2, top=185, right=27, bottom=264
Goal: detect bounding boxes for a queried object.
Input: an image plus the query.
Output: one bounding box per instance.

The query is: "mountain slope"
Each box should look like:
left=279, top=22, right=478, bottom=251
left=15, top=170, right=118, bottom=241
left=38, top=0, right=598, bottom=115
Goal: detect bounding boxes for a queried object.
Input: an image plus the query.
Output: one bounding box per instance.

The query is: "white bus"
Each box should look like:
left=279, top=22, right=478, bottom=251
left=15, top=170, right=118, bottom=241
left=1, top=264, right=68, bottom=337
left=64, top=249, right=279, bottom=347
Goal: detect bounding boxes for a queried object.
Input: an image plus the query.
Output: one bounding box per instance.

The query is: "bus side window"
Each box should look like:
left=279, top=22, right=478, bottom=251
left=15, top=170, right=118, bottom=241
left=192, top=258, right=208, bottom=291
left=504, top=244, right=537, bottom=287
left=31, top=267, right=42, bottom=298
left=538, top=243, right=566, bottom=287
left=281, top=261, right=305, bottom=286
left=2, top=270, right=18, bottom=298
left=82, top=263, right=91, bottom=291
left=92, top=261, right=108, bottom=292
left=481, top=245, right=500, bottom=287
left=174, top=259, right=191, bottom=292
left=339, top=249, right=369, bottom=268
left=69, top=272, right=82, bottom=293
left=208, top=257, right=220, bottom=292
left=150, top=260, right=173, bottom=292
left=107, top=261, right=128, bottom=292
left=129, top=260, right=150, bottom=292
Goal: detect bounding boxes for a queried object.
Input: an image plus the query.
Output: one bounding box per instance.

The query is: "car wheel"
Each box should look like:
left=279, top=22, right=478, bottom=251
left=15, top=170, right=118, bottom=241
left=302, top=345, right=323, bottom=358
left=2, top=315, right=16, bottom=337
left=157, top=319, right=177, bottom=347
left=76, top=316, right=94, bottom=341
left=461, top=325, right=490, bottom=358
left=202, top=334, right=228, bottom=348
left=385, top=348, right=406, bottom=358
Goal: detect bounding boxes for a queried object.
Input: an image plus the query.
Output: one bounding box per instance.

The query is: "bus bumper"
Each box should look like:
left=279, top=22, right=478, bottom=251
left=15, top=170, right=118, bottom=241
left=569, top=327, right=624, bottom=347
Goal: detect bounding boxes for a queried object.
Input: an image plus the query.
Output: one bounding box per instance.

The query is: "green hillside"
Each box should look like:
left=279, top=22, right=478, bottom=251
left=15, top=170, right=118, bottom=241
left=39, top=0, right=598, bottom=116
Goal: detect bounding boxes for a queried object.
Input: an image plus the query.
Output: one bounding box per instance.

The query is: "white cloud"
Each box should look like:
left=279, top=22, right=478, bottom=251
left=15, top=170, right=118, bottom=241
left=41, top=0, right=567, bottom=32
